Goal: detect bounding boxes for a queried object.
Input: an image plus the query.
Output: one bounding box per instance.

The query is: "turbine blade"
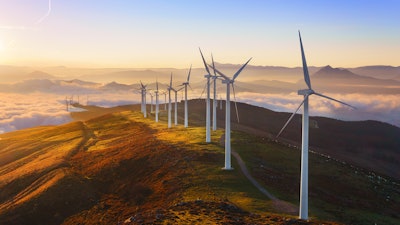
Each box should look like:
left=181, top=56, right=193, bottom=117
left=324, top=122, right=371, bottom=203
left=199, top=82, right=207, bottom=99
left=208, top=64, right=230, bottom=80
left=211, top=53, right=217, bottom=77
left=199, top=48, right=211, bottom=74
left=232, top=57, right=252, bottom=81
left=156, top=79, right=159, bottom=91
left=170, top=73, right=173, bottom=87
left=232, top=84, right=240, bottom=123
left=299, top=31, right=312, bottom=90
left=187, top=64, right=192, bottom=82
left=188, top=84, right=193, bottom=91
left=314, top=92, right=357, bottom=109
left=276, top=97, right=307, bottom=138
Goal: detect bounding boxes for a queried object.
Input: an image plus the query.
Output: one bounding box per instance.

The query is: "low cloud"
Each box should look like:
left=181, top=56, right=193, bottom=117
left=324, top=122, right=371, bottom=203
left=237, top=92, right=400, bottom=127
left=0, top=92, right=141, bottom=133
left=0, top=93, right=71, bottom=133
left=1, top=90, right=398, bottom=134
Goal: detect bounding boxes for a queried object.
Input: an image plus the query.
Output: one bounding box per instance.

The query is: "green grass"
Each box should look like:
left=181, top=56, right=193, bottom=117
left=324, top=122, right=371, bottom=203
left=230, top=130, right=400, bottom=225
left=123, top=111, right=279, bottom=215
left=2, top=107, right=398, bottom=225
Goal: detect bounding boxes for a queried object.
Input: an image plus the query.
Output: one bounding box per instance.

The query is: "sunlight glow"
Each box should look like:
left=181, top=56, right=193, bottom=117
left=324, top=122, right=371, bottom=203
left=0, top=39, right=4, bottom=52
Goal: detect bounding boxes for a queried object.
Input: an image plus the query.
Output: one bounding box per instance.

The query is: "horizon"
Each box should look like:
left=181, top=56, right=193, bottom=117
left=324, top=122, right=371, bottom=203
left=1, top=62, right=400, bottom=71
left=0, top=0, right=399, bottom=68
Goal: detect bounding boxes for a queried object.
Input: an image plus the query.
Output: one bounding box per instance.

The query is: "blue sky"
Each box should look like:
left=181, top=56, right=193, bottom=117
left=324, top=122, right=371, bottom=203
left=0, top=0, right=399, bottom=68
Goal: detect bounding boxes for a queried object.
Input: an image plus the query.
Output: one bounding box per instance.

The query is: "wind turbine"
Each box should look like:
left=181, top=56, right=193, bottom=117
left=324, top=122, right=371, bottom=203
left=199, top=48, right=212, bottom=143
left=155, top=79, right=159, bottom=122
left=150, top=92, right=154, bottom=113
left=211, top=55, right=219, bottom=131
left=181, top=65, right=192, bottom=128
left=276, top=31, right=356, bottom=220
left=171, top=86, right=183, bottom=126
left=167, top=73, right=173, bottom=128
left=163, top=91, right=167, bottom=111
left=219, top=95, right=223, bottom=110
left=139, top=81, right=147, bottom=118
left=65, top=96, right=69, bottom=111
left=210, top=57, right=252, bottom=170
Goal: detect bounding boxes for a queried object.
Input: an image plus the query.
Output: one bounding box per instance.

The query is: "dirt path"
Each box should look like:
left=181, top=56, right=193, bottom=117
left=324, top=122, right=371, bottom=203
left=219, top=134, right=298, bottom=215
left=231, top=150, right=298, bottom=215
left=231, top=151, right=277, bottom=200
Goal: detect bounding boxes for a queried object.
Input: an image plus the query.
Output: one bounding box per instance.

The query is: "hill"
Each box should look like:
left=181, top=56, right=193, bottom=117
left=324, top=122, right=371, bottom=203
left=294, top=65, right=400, bottom=94
left=0, top=103, right=399, bottom=224
left=183, top=99, right=400, bottom=180
left=348, top=66, right=400, bottom=80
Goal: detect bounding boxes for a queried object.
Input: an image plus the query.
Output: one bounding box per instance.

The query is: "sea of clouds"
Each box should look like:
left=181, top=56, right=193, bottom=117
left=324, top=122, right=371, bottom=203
left=0, top=92, right=141, bottom=133
left=237, top=92, right=400, bottom=127
left=0, top=85, right=399, bottom=134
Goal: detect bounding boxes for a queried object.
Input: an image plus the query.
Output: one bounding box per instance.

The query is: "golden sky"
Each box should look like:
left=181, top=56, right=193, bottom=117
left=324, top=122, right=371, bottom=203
left=0, top=0, right=399, bottom=68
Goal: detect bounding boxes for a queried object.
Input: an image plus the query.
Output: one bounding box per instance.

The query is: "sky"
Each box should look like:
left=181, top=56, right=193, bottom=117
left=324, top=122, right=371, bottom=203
left=0, top=0, right=399, bottom=68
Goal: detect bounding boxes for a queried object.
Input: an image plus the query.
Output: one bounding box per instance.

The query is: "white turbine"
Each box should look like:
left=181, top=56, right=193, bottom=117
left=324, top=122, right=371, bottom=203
left=199, top=48, right=212, bottom=143
left=139, top=81, right=147, bottom=118
left=171, top=86, right=183, bottom=126
left=155, top=79, right=159, bottom=122
left=211, top=54, right=219, bottom=131
left=219, top=95, right=223, bottom=110
left=276, top=31, right=356, bottom=220
left=167, top=73, right=173, bottom=128
left=65, top=96, right=69, bottom=111
left=180, top=65, right=192, bottom=128
left=163, top=91, right=167, bottom=111
left=150, top=92, right=154, bottom=113
left=210, top=57, right=252, bottom=170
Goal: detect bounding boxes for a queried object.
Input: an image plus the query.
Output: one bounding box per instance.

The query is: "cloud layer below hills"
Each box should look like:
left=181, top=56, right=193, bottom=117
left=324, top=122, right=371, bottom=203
left=0, top=89, right=398, bottom=134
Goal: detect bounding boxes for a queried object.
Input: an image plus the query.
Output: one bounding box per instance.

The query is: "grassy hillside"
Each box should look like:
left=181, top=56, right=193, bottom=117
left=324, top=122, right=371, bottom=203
left=0, top=103, right=398, bottom=224
left=181, top=99, right=400, bottom=180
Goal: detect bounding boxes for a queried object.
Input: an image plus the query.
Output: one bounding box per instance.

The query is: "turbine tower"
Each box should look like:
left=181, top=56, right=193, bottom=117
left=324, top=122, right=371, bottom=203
left=155, top=79, right=159, bottom=122
left=199, top=48, right=211, bottom=143
left=210, top=57, right=252, bottom=170
left=276, top=31, right=356, bottom=220
left=181, top=65, right=192, bottom=128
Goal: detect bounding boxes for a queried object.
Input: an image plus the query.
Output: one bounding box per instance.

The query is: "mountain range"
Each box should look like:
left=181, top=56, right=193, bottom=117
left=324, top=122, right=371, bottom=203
left=1, top=65, right=400, bottom=95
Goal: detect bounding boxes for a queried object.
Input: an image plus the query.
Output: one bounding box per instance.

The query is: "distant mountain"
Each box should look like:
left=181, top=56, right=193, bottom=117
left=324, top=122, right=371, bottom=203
left=234, top=80, right=296, bottom=94
left=0, top=65, right=32, bottom=83
left=79, top=69, right=176, bottom=84
left=26, top=70, right=56, bottom=80
left=348, top=65, right=400, bottom=80
left=59, top=79, right=99, bottom=87
left=0, top=78, right=139, bottom=94
left=100, top=81, right=134, bottom=91
left=303, top=65, right=400, bottom=94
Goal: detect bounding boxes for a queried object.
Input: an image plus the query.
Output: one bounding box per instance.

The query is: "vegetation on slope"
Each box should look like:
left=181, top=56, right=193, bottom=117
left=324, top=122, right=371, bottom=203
left=0, top=103, right=398, bottom=224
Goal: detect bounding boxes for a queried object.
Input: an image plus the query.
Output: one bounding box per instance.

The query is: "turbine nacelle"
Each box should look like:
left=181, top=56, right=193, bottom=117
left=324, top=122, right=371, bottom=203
left=298, top=89, right=314, bottom=96
left=221, top=79, right=234, bottom=84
